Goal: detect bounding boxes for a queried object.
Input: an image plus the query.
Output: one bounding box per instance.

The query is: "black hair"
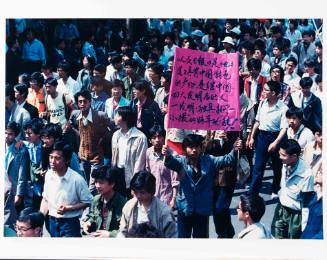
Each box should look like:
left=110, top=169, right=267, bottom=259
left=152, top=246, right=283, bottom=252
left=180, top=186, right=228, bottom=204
left=91, top=166, right=119, bottom=189
left=90, top=75, right=103, bottom=87
left=266, top=80, right=281, bottom=96
left=5, top=83, right=15, bottom=102
left=41, top=63, right=53, bottom=71
left=147, top=53, right=159, bottom=62
left=6, top=121, right=21, bottom=137
left=168, top=56, right=174, bottom=62
left=17, top=207, right=45, bottom=229
left=286, top=107, right=303, bottom=120
left=45, top=77, right=58, bottom=87
left=133, top=80, right=154, bottom=99
left=272, top=40, right=284, bottom=51
left=315, top=74, right=322, bottom=84
left=19, top=73, right=31, bottom=87
left=130, top=171, right=156, bottom=195
left=116, top=106, right=136, bottom=128
left=122, top=49, right=134, bottom=59
left=270, top=25, right=282, bottom=35
left=41, top=123, right=63, bottom=140
left=23, top=118, right=44, bottom=135
left=112, top=79, right=124, bottom=89
left=270, top=64, right=285, bottom=82
left=148, top=125, right=166, bottom=139
left=30, top=72, right=44, bottom=86
left=282, top=38, right=291, bottom=49
left=288, top=19, right=298, bottom=30
left=126, top=222, right=162, bottom=238
left=6, top=36, right=17, bottom=48
left=280, top=139, right=302, bottom=157
left=124, top=59, right=138, bottom=69
left=164, top=32, right=174, bottom=41
left=285, top=56, right=298, bottom=66
left=54, top=38, right=65, bottom=48
left=57, top=61, right=71, bottom=75
left=84, top=55, right=96, bottom=72
left=161, top=71, right=172, bottom=82
left=241, top=40, right=255, bottom=54
left=94, top=64, right=106, bottom=74
left=247, top=58, right=262, bottom=72
left=240, top=194, right=266, bottom=223
left=51, top=140, right=73, bottom=163
left=74, top=89, right=92, bottom=103
left=254, top=39, right=266, bottom=52
left=111, top=55, right=122, bottom=65
left=302, top=29, right=315, bottom=40
left=315, top=41, right=322, bottom=49
left=182, top=134, right=204, bottom=151
left=14, top=83, right=29, bottom=99
left=303, top=58, right=315, bottom=68
left=299, top=77, right=313, bottom=89
left=148, top=63, right=164, bottom=76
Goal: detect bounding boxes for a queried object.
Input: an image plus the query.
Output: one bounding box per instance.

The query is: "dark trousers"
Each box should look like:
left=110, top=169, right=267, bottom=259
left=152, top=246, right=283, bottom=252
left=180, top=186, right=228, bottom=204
left=80, top=160, right=103, bottom=195
left=49, top=216, right=81, bottom=237
left=248, top=130, right=284, bottom=196
left=23, top=60, right=42, bottom=74
left=213, top=185, right=235, bottom=238
left=177, top=211, right=209, bottom=238
left=271, top=202, right=302, bottom=239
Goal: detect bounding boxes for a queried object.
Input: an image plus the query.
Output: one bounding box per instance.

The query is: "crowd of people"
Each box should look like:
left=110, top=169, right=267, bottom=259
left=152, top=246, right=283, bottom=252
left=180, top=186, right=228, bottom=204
left=4, top=18, right=323, bottom=239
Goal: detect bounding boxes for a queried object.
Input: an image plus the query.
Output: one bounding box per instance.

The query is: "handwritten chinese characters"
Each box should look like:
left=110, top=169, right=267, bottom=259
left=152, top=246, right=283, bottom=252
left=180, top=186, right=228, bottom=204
left=167, top=48, right=240, bottom=131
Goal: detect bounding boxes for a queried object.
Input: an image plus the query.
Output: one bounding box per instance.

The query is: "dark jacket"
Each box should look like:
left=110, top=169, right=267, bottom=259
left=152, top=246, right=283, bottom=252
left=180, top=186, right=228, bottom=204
left=301, top=196, right=323, bottom=239
left=23, top=102, right=39, bottom=119
left=130, top=98, right=163, bottom=138
left=288, top=93, right=322, bottom=133
left=86, top=192, right=127, bottom=237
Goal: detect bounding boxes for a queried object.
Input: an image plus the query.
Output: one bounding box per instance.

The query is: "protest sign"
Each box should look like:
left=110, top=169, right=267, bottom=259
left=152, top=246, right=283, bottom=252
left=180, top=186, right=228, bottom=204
left=167, top=48, right=240, bottom=131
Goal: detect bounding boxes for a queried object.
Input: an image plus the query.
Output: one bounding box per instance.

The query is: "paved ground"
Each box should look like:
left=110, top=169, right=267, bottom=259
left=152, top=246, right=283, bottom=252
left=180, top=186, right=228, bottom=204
left=209, top=167, right=278, bottom=238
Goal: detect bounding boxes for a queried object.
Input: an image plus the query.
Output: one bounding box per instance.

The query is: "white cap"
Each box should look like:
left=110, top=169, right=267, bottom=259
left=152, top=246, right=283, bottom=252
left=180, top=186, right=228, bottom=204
left=221, top=36, right=235, bottom=45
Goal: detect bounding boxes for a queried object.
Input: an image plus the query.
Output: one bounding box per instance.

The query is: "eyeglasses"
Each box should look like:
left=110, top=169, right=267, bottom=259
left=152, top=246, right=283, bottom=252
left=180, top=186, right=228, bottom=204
left=14, top=224, right=33, bottom=232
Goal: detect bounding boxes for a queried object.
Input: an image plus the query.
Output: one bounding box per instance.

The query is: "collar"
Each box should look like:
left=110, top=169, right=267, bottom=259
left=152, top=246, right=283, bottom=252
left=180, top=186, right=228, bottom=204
left=76, top=109, right=93, bottom=123
left=286, top=159, right=300, bottom=178
left=136, top=98, right=147, bottom=107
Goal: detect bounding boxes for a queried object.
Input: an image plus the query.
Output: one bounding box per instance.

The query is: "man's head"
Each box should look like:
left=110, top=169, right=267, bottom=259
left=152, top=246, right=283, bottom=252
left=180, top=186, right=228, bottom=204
left=164, top=32, right=174, bottom=46
left=111, top=79, right=124, bottom=99
left=41, top=123, right=63, bottom=148
left=302, top=30, right=315, bottom=45
left=182, top=134, right=204, bottom=160
left=45, top=77, right=58, bottom=96
left=286, top=107, right=303, bottom=131
left=57, top=61, right=71, bottom=79
left=90, top=75, right=104, bottom=94
left=263, top=80, right=281, bottom=100
left=93, top=64, right=107, bottom=78
left=14, top=83, right=29, bottom=103
left=111, top=55, right=123, bottom=70
left=91, top=166, right=119, bottom=195
left=25, top=28, right=36, bottom=42
left=130, top=171, right=156, bottom=204
left=149, top=125, right=165, bottom=150
left=124, top=59, right=138, bottom=77
left=247, top=58, right=262, bottom=78
left=148, top=63, right=163, bottom=82
left=5, top=121, right=21, bottom=145
left=49, top=141, right=73, bottom=172
left=315, top=41, right=322, bottom=57
left=30, top=72, right=44, bottom=90
left=299, top=77, right=313, bottom=97
left=15, top=207, right=44, bottom=237
left=303, top=59, right=316, bottom=76
left=160, top=71, right=172, bottom=91
left=241, top=40, right=255, bottom=56
left=285, top=57, right=298, bottom=74
left=23, top=118, right=44, bottom=144
left=115, top=106, right=136, bottom=128
left=279, top=139, right=301, bottom=166
left=75, top=90, right=92, bottom=112
left=237, top=194, right=266, bottom=224
left=270, top=65, right=284, bottom=83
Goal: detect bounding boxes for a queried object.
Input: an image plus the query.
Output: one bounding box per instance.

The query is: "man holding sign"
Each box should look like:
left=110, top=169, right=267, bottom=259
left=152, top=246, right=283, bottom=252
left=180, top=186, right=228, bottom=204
left=163, top=48, right=242, bottom=238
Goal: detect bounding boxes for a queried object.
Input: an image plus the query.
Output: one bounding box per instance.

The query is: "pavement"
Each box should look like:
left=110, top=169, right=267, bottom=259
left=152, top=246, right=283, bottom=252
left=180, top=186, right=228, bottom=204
left=209, top=166, right=278, bottom=238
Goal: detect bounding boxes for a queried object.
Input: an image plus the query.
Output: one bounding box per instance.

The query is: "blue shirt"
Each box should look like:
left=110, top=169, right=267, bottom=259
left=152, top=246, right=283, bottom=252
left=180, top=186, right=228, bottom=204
left=23, top=141, right=42, bottom=165
left=22, top=39, right=46, bottom=63
left=91, top=91, right=109, bottom=112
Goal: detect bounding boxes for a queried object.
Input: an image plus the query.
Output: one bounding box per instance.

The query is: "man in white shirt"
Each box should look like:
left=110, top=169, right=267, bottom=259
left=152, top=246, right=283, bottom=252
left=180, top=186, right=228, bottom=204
left=40, top=141, right=93, bottom=237
left=163, top=32, right=177, bottom=62
left=271, top=139, right=314, bottom=238
left=247, top=81, right=288, bottom=197
left=286, top=107, right=314, bottom=151
left=284, top=57, right=301, bottom=93
left=57, top=61, right=80, bottom=103
left=237, top=194, right=272, bottom=239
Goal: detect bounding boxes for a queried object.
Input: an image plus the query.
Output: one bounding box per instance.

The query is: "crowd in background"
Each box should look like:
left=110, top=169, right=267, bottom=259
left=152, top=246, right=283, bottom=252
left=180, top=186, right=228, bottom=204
left=4, top=18, right=323, bottom=239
